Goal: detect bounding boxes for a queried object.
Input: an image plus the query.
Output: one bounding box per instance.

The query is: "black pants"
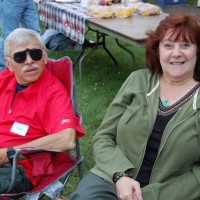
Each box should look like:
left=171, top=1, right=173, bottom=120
left=0, top=164, right=33, bottom=193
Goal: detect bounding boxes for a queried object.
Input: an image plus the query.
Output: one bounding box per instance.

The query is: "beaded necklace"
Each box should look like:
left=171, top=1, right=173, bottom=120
left=158, top=83, right=200, bottom=116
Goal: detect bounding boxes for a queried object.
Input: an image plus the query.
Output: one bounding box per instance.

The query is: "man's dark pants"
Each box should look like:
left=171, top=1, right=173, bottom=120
left=0, top=164, right=33, bottom=193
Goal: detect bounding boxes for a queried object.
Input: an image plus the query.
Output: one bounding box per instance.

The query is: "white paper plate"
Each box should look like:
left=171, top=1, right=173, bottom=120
left=55, top=0, right=79, bottom=3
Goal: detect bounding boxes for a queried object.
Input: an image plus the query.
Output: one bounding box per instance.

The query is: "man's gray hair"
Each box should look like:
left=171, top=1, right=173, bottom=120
left=4, top=28, right=46, bottom=57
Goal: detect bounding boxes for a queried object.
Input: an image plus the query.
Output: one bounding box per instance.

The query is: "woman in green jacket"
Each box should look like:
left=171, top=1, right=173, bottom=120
left=69, top=13, right=200, bottom=200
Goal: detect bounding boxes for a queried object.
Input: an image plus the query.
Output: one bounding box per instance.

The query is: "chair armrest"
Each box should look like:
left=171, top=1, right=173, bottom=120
left=6, top=149, right=21, bottom=192
left=6, top=147, right=60, bottom=192
left=6, top=144, right=83, bottom=192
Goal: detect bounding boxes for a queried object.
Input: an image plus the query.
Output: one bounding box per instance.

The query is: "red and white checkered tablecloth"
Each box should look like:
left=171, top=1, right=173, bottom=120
left=38, top=0, right=91, bottom=44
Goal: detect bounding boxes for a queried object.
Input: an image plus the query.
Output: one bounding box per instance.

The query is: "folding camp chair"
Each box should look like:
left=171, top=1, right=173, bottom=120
left=0, top=56, right=84, bottom=200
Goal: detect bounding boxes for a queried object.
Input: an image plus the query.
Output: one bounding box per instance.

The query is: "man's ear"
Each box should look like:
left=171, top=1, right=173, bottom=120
left=43, top=49, right=48, bottom=64
left=4, top=58, right=13, bottom=71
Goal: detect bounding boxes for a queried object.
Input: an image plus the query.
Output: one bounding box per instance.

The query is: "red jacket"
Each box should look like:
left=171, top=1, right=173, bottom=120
left=0, top=68, right=84, bottom=185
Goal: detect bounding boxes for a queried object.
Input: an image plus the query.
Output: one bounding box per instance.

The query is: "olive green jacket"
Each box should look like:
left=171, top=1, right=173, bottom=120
left=91, top=69, right=200, bottom=200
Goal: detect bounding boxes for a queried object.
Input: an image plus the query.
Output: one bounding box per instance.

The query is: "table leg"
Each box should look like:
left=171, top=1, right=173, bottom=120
left=73, top=48, right=85, bottom=68
left=115, top=39, right=135, bottom=67
left=78, top=42, right=99, bottom=79
left=78, top=30, right=118, bottom=79
left=101, top=33, right=118, bottom=66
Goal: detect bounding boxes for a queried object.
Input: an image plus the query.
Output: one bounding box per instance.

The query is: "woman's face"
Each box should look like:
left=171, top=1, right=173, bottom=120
left=159, top=29, right=197, bottom=83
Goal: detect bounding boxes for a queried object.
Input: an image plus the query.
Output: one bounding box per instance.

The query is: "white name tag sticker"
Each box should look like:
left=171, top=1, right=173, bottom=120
left=10, top=122, right=29, bottom=136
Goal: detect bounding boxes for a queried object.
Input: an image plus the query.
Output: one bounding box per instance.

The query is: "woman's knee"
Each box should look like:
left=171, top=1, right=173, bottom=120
left=69, top=172, right=117, bottom=200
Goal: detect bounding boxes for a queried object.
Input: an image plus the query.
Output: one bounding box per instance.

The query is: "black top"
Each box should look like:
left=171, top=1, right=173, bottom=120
left=16, top=83, right=29, bottom=94
left=135, top=112, right=175, bottom=187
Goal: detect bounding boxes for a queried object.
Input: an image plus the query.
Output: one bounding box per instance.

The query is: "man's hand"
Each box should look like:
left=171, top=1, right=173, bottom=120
left=116, top=176, right=143, bottom=200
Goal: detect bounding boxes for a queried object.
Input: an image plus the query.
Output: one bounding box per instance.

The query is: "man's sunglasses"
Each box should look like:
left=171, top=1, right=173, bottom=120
left=8, top=48, right=43, bottom=63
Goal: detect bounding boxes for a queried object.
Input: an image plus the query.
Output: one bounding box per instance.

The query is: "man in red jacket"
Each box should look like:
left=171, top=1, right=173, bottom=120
left=0, top=28, right=84, bottom=195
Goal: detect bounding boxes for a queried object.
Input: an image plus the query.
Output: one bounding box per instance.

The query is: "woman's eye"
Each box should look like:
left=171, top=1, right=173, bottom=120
left=164, top=43, right=172, bottom=49
left=180, top=43, right=190, bottom=49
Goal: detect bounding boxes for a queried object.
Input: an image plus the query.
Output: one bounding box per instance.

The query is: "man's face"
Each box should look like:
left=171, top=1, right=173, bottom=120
left=5, top=37, right=48, bottom=85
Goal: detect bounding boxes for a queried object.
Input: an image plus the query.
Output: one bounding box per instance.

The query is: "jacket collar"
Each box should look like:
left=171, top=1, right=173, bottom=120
left=146, top=74, right=200, bottom=111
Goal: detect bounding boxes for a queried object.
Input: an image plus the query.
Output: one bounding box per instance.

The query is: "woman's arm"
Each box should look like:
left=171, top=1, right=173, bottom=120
left=93, top=73, right=139, bottom=180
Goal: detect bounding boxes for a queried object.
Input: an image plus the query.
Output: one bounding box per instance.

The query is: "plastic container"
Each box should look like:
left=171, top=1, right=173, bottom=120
left=156, top=0, right=186, bottom=5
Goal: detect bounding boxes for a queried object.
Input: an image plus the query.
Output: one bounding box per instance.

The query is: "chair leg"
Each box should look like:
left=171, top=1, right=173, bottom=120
left=78, top=162, right=83, bottom=180
left=55, top=196, right=69, bottom=200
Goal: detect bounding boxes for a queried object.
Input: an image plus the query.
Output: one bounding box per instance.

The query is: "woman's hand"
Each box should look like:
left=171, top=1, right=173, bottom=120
left=116, top=176, right=143, bottom=200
